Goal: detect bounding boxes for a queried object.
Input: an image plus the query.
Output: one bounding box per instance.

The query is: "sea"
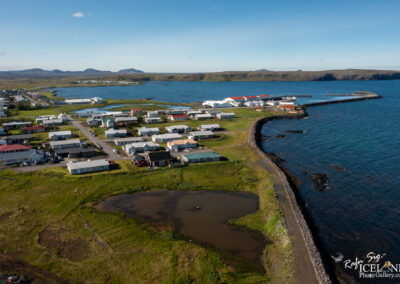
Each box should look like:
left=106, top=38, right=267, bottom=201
left=56, top=80, right=400, bottom=282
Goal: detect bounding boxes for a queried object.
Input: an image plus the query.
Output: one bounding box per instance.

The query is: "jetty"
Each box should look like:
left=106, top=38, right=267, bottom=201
left=302, top=92, right=381, bottom=107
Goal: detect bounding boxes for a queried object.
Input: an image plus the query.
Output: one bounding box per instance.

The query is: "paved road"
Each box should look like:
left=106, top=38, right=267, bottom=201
left=68, top=116, right=126, bottom=161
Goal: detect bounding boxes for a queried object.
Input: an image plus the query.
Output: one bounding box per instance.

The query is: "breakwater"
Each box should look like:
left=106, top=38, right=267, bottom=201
left=302, top=92, right=381, bottom=107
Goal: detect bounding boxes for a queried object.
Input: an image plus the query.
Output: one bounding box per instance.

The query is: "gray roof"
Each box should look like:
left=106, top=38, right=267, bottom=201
left=114, top=137, right=143, bottom=143
left=49, top=139, right=80, bottom=146
left=67, top=159, right=109, bottom=170
left=0, top=149, right=43, bottom=161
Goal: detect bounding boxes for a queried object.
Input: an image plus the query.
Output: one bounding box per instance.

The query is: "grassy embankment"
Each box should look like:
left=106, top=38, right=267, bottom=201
left=0, top=107, right=295, bottom=283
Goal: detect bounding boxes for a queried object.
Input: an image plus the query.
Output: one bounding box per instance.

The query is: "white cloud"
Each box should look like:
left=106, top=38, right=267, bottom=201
left=72, top=12, right=85, bottom=18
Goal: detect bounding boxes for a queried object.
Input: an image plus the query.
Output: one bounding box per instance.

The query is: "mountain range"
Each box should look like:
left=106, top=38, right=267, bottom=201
left=0, top=68, right=144, bottom=78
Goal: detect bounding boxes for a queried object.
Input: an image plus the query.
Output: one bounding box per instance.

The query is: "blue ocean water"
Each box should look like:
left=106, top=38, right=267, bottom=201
left=56, top=80, right=400, bottom=281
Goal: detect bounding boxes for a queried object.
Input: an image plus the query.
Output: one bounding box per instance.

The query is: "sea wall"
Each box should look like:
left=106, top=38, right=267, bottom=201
left=248, top=112, right=333, bottom=284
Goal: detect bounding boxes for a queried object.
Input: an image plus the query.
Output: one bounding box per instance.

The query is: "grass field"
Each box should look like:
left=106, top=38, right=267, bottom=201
left=0, top=106, right=295, bottom=283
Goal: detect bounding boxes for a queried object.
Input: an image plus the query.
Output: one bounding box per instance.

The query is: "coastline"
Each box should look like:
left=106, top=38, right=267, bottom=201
left=248, top=93, right=382, bottom=283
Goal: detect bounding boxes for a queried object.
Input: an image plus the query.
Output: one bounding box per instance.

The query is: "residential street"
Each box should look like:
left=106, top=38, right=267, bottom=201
left=68, top=116, right=127, bottom=161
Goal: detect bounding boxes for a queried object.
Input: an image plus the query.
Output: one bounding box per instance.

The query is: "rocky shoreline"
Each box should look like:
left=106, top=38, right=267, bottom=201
left=248, top=92, right=382, bottom=283
left=248, top=110, right=333, bottom=284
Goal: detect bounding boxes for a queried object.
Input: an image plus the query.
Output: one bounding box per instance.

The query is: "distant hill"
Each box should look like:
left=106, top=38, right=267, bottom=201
left=118, top=68, right=144, bottom=74
left=0, top=68, right=143, bottom=78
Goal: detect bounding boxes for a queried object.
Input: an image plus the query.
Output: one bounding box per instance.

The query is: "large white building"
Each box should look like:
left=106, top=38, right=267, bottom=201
left=67, top=159, right=110, bottom=175
left=152, top=133, right=182, bottom=143
left=123, top=142, right=160, bottom=155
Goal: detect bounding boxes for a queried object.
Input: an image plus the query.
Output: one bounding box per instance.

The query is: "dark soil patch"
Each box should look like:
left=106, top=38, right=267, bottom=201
left=0, top=251, right=69, bottom=284
left=38, top=228, right=88, bottom=262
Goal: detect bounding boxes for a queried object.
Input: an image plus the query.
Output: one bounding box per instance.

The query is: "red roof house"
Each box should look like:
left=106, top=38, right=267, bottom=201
left=169, top=114, right=188, bottom=121
left=0, top=144, right=32, bottom=153
left=23, top=125, right=45, bottom=133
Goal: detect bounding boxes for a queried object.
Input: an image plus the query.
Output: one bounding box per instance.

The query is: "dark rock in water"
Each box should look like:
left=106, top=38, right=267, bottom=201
left=275, top=134, right=286, bottom=138
left=265, top=152, right=285, bottom=164
left=330, top=164, right=346, bottom=172
left=263, top=138, right=272, bottom=142
left=285, top=130, right=305, bottom=134
left=302, top=171, right=308, bottom=175
left=262, top=134, right=271, bottom=138
left=309, top=173, right=329, bottom=191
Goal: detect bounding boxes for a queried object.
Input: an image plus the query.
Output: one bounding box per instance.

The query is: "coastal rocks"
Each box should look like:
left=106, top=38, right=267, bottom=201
left=330, top=164, right=346, bottom=172
left=309, top=173, right=329, bottom=191
left=285, top=130, right=305, bottom=134
left=264, top=152, right=285, bottom=164
left=275, top=134, right=286, bottom=138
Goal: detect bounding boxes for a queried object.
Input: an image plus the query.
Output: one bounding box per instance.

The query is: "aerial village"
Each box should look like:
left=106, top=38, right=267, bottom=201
left=0, top=89, right=298, bottom=175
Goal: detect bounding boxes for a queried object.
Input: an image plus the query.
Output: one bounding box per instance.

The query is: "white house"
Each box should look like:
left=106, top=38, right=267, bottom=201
left=194, top=114, right=213, bottom=120
left=105, top=129, right=127, bottom=138
left=216, top=112, right=235, bottom=120
left=114, top=137, right=144, bottom=146
left=36, top=115, right=57, bottom=123
left=199, top=124, right=221, bottom=131
left=167, top=139, right=197, bottom=151
left=48, top=130, right=72, bottom=141
left=188, top=131, right=214, bottom=140
left=138, top=127, right=159, bottom=136
left=123, top=142, right=160, bottom=155
left=147, top=111, right=158, bottom=118
left=67, top=159, right=109, bottom=175
left=186, top=110, right=203, bottom=118
left=152, top=133, right=182, bottom=143
left=58, top=113, right=68, bottom=122
left=0, top=149, right=45, bottom=166
left=42, top=118, right=63, bottom=127
left=115, top=117, right=138, bottom=124
left=144, top=117, right=162, bottom=124
left=50, top=139, right=81, bottom=149
left=165, top=125, right=191, bottom=133
left=87, top=118, right=100, bottom=127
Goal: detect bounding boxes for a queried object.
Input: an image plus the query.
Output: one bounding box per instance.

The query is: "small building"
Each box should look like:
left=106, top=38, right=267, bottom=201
left=115, top=117, right=138, bottom=125
left=169, top=114, right=188, bottom=121
left=87, top=118, right=100, bottom=127
left=114, top=137, right=144, bottom=146
left=91, top=97, right=105, bottom=104
left=0, top=144, right=32, bottom=154
left=167, top=139, right=197, bottom=151
left=199, top=124, right=221, bottom=131
left=2, top=121, right=32, bottom=130
left=0, top=149, right=45, bottom=166
left=167, top=109, right=186, bottom=115
left=147, top=111, right=158, bottom=118
left=152, top=133, right=182, bottom=143
left=105, top=129, right=127, bottom=138
left=58, top=113, right=68, bottom=122
left=144, top=117, right=162, bottom=124
left=131, top=109, right=144, bottom=116
left=49, top=130, right=72, bottom=141
left=186, top=110, right=203, bottom=118
left=4, top=134, right=33, bottom=144
left=0, top=127, right=6, bottom=135
left=188, top=131, right=213, bottom=140
left=101, top=118, right=115, bottom=128
left=123, top=142, right=160, bottom=155
left=165, top=125, right=191, bottom=134
left=279, top=105, right=296, bottom=111
left=216, top=112, right=235, bottom=120
left=23, top=125, right=45, bottom=133
left=50, top=139, right=81, bottom=150
left=67, top=159, right=110, bottom=175
left=146, top=151, right=173, bottom=167
left=36, top=115, right=56, bottom=123
left=42, top=118, right=63, bottom=127
left=132, top=154, right=147, bottom=167
left=194, top=114, right=213, bottom=120
left=205, top=110, right=221, bottom=117
left=138, top=127, right=159, bottom=136
left=181, top=151, right=223, bottom=163
left=54, top=147, right=96, bottom=158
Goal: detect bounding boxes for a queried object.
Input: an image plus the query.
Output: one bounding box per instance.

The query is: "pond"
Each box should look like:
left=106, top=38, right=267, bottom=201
left=95, top=190, right=266, bottom=272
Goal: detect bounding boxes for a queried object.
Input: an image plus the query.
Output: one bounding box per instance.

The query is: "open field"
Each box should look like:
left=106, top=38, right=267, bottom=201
left=0, top=105, right=295, bottom=283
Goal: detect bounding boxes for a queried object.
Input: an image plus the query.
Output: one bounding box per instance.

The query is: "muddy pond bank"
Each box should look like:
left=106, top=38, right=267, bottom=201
left=95, top=190, right=267, bottom=272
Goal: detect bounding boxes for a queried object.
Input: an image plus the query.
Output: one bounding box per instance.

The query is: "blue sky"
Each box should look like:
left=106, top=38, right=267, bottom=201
left=1, top=0, right=400, bottom=72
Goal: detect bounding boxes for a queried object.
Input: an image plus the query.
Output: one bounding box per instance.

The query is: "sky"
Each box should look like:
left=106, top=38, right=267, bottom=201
left=1, top=0, right=400, bottom=72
